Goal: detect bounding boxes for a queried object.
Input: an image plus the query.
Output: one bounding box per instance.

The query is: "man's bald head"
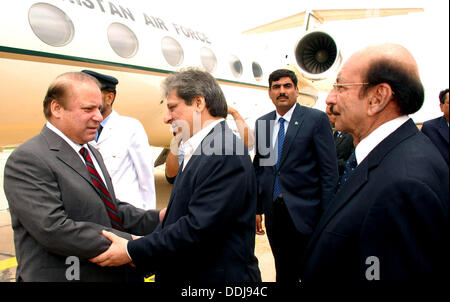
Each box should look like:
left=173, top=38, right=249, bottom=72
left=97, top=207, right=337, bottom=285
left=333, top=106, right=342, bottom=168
left=351, top=44, right=419, bottom=75
left=349, top=43, right=424, bottom=115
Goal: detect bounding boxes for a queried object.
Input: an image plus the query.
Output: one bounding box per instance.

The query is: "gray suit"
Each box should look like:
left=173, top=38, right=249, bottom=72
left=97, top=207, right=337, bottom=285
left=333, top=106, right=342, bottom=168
left=4, top=126, right=159, bottom=281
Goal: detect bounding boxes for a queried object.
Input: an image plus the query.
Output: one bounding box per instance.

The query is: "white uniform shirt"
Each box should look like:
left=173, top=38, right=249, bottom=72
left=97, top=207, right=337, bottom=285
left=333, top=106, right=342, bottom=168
left=90, top=110, right=156, bottom=210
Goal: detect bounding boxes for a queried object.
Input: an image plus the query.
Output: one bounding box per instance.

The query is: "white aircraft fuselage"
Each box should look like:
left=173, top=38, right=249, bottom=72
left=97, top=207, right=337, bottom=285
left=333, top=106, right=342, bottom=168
left=0, top=0, right=273, bottom=147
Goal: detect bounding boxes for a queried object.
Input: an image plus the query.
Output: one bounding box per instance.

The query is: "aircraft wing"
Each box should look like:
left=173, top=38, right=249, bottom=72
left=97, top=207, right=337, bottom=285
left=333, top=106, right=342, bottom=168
left=242, top=8, right=424, bottom=34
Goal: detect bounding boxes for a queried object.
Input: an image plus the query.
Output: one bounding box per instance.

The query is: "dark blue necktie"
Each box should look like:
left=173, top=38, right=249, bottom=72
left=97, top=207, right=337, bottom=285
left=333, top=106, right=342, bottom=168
left=95, top=125, right=103, bottom=142
left=273, top=117, right=286, bottom=200
left=333, top=130, right=340, bottom=142
left=338, top=151, right=357, bottom=188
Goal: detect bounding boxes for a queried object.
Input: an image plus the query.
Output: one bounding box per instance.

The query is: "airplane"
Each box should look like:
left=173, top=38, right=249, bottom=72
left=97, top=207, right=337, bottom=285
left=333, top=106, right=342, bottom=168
left=0, top=0, right=425, bottom=164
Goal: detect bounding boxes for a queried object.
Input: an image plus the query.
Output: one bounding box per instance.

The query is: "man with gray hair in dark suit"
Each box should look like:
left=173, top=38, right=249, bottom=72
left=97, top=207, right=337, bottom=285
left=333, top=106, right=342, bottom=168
left=89, top=68, right=261, bottom=283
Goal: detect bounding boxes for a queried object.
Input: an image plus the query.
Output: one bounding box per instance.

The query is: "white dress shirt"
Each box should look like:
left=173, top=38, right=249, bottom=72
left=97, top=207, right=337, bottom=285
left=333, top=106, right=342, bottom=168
left=46, top=122, right=108, bottom=187
left=181, top=118, right=225, bottom=171
left=271, top=103, right=297, bottom=149
left=355, top=115, right=410, bottom=165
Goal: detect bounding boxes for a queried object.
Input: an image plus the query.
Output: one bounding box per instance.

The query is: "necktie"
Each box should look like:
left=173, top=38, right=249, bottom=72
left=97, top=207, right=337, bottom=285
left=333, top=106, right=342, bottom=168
left=338, top=151, right=357, bottom=188
left=79, top=147, right=125, bottom=231
left=273, top=117, right=286, bottom=200
left=333, top=130, right=340, bottom=142
left=95, top=125, right=103, bottom=142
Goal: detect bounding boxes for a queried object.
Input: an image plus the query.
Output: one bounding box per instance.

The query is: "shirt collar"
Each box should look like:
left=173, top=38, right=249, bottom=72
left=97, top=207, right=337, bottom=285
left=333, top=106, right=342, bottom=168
left=182, top=118, right=225, bottom=170
left=355, top=115, right=409, bottom=165
left=46, top=121, right=88, bottom=154
left=275, top=103, right=296, bottom=124
left=101, top=110, right=114, bottom=127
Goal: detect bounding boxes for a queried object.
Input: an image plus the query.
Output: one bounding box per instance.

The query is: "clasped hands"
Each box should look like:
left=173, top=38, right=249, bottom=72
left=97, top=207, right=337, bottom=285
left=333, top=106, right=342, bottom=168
left=89, top=230, right=134, bottom=267
left=90, top=207, right=166, bottom=267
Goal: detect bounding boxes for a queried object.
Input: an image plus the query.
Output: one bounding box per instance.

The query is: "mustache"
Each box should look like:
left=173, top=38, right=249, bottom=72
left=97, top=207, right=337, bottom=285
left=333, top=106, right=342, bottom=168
left=277, top=94, right=288, bottom=100
left=330, top=105, right=340, bottom=116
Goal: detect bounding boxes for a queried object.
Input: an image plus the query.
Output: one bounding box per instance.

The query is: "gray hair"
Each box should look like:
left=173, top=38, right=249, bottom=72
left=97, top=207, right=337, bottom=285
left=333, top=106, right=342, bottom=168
left=162, top=68, right=228, bottom=118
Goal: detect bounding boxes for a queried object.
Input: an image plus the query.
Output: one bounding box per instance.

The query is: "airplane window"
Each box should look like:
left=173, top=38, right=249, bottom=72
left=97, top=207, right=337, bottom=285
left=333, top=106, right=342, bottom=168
left=161, top=37, right=184, bottom=67
left=28, top=3, right=74, bottom=47
left=107, top=23, right=138, bottom=58
left=252, top=62, right=263, bottom=81
left=230, top=55, right=243, bottom=78
left=200, top=47, right=217, bottom=73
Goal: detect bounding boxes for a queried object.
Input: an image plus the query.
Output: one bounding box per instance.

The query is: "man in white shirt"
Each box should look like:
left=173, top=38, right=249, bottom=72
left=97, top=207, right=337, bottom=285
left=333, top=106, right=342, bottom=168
left=302, top=44, right=449, bottom=283
left=82, top=70, right=156, bottom=210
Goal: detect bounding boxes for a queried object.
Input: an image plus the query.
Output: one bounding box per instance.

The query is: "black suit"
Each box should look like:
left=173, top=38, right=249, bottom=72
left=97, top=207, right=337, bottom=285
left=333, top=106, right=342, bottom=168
left=334, top=131, right=354, bottom=176
left=421, top=115, right=449, bottom=164
left=302, top=119, right=450, bottom=283
left=128, top=121, right=261, bottom=283
left=253, top=104, right=338, bottom=282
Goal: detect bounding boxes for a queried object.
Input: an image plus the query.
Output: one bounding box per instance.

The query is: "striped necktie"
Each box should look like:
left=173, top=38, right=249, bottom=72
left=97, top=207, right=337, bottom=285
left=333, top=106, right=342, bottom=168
left=79, top=147, right=125, bottom=231
left=272, top=117, right=286, bottom=200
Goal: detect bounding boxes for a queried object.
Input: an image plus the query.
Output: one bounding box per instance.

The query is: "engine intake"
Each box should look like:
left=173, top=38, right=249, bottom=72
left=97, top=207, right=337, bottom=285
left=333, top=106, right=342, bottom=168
left=295, top=30, right=341, bottom=81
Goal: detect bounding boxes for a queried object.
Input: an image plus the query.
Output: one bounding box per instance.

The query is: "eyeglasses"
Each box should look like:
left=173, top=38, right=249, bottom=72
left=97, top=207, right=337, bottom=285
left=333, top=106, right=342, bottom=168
left=332, top=82, right=368, bottom=94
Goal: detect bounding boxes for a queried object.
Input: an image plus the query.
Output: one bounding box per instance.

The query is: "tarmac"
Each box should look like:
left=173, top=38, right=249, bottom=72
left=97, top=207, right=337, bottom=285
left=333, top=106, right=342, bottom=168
left=0, top=147, right=275, bottom=282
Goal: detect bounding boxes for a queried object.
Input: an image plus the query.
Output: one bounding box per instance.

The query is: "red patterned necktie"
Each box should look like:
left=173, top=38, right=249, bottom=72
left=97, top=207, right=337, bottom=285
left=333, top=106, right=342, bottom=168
left=79, top=147, right=125, bottom=231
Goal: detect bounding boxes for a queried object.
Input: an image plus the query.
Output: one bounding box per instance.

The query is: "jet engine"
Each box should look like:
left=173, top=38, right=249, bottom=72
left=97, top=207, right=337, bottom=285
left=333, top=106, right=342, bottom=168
left=294, top=30, right=342, bottom=91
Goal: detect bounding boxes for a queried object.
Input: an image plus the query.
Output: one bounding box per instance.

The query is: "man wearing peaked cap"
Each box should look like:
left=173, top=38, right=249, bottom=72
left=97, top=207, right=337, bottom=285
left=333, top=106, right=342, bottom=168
left=82, top=69, right=118, bottom=92
left=82, top=69, right=157, bottom=211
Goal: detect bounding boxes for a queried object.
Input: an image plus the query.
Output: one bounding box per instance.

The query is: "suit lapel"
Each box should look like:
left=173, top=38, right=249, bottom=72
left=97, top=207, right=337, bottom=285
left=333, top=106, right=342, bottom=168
left=336, top=133, right=345, bottom=147
left=438, top=116, right=449, bottom=144
left=162, top=121, right=229, bottom=227
left=260, top=112, right=276, bottom=151
left=279, top=104, right=305, bottom=167
left=305, top=119, right=419, bottom=256
left=161, top=164, right=187, bottom=228
left=311, top=160, right=369, bottom=241
left=262, top=113, right=276, bottom=170
left=42, top=127, right=92, bottom=184
left=88, top=144, right=116, bottom=198
left=42, top=126, right=108, bottom=197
